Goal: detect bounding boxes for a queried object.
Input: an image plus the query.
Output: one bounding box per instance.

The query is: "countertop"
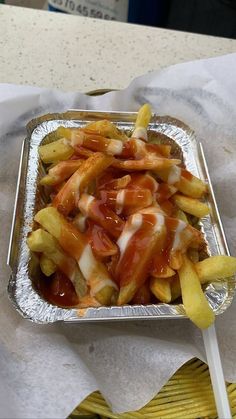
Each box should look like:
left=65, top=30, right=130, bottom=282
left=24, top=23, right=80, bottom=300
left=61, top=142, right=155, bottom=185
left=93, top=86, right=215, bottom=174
left=1, top=4, right=236, bottom=92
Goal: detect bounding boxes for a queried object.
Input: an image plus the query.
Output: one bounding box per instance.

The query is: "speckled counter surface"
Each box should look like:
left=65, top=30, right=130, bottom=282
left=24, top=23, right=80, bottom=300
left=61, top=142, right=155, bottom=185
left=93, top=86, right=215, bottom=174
left=1, top=4, right=236, bottom=92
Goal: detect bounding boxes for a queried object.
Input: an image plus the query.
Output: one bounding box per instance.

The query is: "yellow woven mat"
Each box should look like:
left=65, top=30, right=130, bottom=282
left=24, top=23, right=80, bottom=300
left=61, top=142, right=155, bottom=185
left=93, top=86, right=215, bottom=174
left=70, top=358, right=236, bottom=419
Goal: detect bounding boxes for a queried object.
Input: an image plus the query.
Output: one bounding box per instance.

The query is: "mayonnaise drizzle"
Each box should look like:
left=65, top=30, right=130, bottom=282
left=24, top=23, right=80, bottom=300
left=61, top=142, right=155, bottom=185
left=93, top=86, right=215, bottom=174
left=167, top=165, right=181, bottom=185
left=116, top=189, right=125, bottom=214
left=117, top=213, right=143, bottom=256
left=172, top=220, right=186, bottom=251
left=71, top=130, right=84, bottom=147
left=73, top=214, right=87, bottom=232
left=79, top=244, right=95, bottom=279
left=153, top=213, right=165, bottom=232
left=106, top=139, right=123, bottom=155
left=132, top=126, right=148, bottom=142
left=79, top=194, right=95, bottom=214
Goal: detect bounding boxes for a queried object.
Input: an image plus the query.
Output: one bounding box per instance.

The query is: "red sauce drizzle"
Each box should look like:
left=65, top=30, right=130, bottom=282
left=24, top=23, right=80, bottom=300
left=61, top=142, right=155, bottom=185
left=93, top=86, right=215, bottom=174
left=151, top=217, right=179, bottom=276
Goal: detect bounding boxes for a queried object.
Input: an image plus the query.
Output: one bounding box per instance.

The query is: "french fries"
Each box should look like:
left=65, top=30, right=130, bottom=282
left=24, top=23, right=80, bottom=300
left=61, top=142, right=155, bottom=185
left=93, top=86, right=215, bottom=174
left=150, top=277, right=171, bottom=303
left=40, top=160, right=83, bottom=186
left=85, top=119, right=128, bottom=141
left=116, top=213, right=166, bottom=305
left=171, top=255, right=236, bottom=302
left=172, top=194, right=210, bottom=218
left=27, top=228, right=87, bottom=298
left=26, top=103, right=236, bottom=328
left=178, top=255, right=215, bottom=329
left=132, top=103, right=152, bottom=141
left=39, top=138, right=74, bottom=163
left=34, top=207, right=118, bottom=305
left=53, top=152, right=114, bottom=215
left=195, top=256, right=236, bottom=281
left=157, top=167, right=207, bottom=198
left=78, top=193, right=125, bottom=239
left=40, top=254, right=57, bottom=277
left=113, top=156, right=181, bottom=171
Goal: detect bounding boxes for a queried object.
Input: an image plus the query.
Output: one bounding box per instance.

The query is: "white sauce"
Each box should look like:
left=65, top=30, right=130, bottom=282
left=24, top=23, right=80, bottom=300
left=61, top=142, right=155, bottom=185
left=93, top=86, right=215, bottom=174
left=132, top=126, right=148, bottom=142
left=106, top=139, right=123, bottom=155
left=139, top=205, right=164, bottom=215
left=79, top=244, right=118, bottom=296
left=74, top=175, right=82, bottom=204
left=62, top=137, right=71, bottom=146
left=132, top=138, right=146, bottom=159
left=73, top=214, right=87, bottom=232
left=116, top=189, right=125, bottom=214
left=117, top=213, right=143, bottom=256
left=153, top=213, right=165, bottom=232
left=78, top=244, right=95, bottom=279
left=71, top=130, right=84, bottom=147
left=172, top=220, right=186, bottom=251
left=78, top=194, right=95, bottom=214
left=167, top=165, right=181, bottom=185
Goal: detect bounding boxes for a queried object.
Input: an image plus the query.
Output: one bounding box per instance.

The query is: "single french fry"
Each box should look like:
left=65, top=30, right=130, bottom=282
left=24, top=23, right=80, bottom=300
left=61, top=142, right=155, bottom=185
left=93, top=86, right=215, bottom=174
left=176, top=172, right=208, bottom=198
left=173, top=194, right=210, bottom=218
left=70, top=129, right=124, bottom=156
left=113, top=157, right=181, bottom=171
left=53, top=152, right=114, bottom=215
left=40, top=254, right=57, bottom=277
left=150, top=277, right=172, bottom=303
left=27, top=228, right=87, bottom=298
left=40, top=160, right=83, bottom=186
left=34, top=207, right=86, bottom=257
left=120, top=138, right=170, bottom=160
left=39, top=139, right=74, bottom=163
left=35, top=207, right=118, bottom=305
left=85, top=119, right=128, bottom=141
left=178, top=255, right=215, bottom=329
left=195, top=255, right=236, bottom=282
left=135, top=103, right=152, bottom=130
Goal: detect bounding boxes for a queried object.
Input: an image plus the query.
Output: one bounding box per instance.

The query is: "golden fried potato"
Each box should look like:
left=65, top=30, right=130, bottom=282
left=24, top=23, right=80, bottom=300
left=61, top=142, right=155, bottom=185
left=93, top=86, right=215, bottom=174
left=178, top=255, right=215, bottom=329
left=173, top=194, right=210, bottom=218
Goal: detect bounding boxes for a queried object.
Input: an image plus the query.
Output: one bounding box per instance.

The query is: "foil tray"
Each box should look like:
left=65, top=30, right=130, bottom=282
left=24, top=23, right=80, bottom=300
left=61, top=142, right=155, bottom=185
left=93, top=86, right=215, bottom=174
left=7, top=110, right=236, bottom=323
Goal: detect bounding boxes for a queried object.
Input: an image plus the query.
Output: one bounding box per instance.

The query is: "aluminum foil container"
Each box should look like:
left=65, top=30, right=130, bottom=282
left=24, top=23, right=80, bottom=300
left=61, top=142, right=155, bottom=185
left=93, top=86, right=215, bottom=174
left=7, top=111, right=236, bottom=323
